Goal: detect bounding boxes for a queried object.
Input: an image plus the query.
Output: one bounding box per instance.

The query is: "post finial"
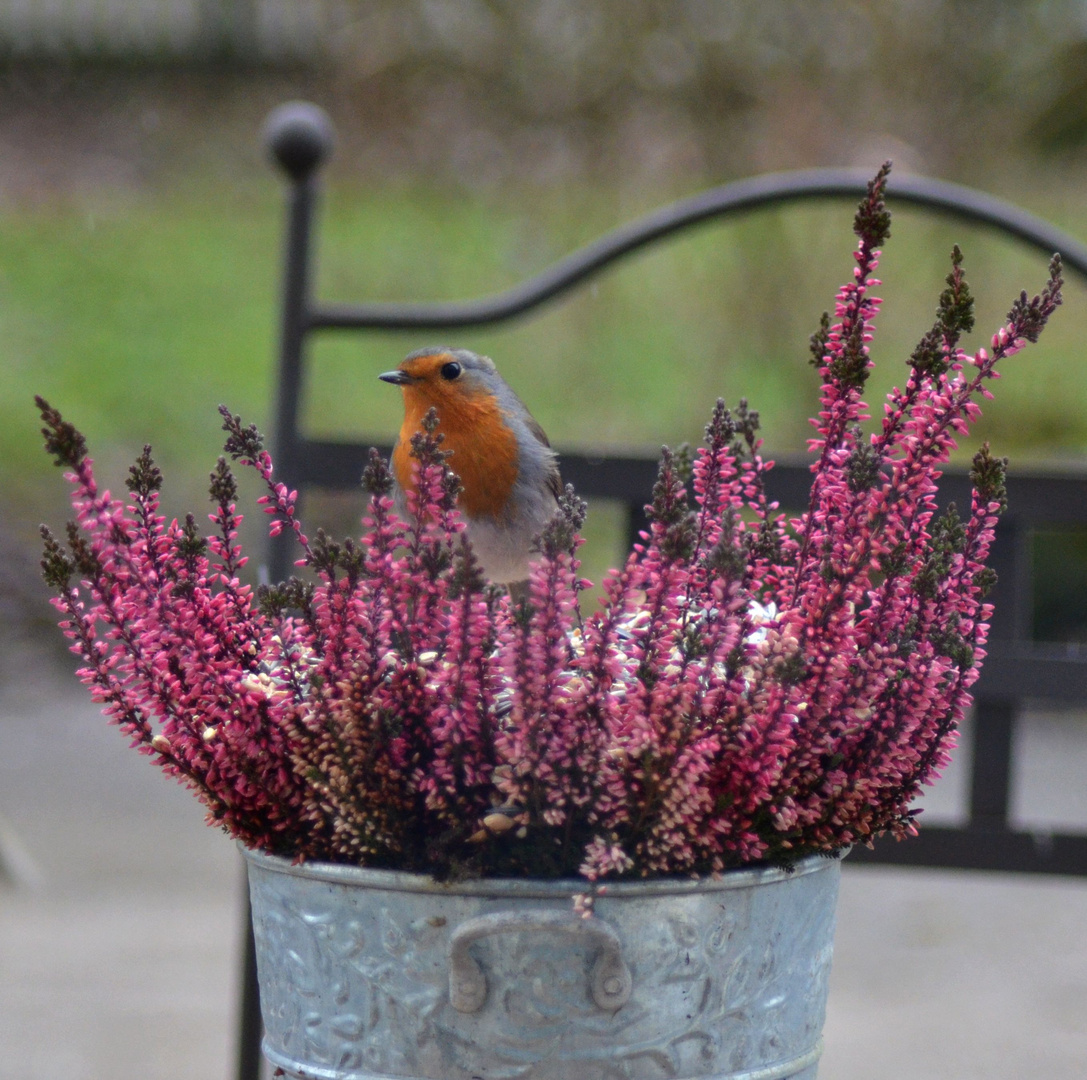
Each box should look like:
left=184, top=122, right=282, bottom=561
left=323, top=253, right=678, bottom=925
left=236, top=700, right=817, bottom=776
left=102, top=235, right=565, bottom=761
left=263, top=102, right=335, bottom=181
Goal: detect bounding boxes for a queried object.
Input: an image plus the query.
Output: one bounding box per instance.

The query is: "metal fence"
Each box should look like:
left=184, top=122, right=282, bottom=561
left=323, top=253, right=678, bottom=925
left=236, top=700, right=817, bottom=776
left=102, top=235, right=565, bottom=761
left=233, top=102, right=1087, bottom=1080
left=264, top=102, right=1087, bottom=886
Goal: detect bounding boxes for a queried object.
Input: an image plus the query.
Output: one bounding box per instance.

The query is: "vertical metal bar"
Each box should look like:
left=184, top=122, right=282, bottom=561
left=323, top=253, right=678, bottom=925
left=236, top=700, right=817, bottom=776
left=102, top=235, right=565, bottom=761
left=267, top=172, right=318, bottom=583
left=626, top=503, right=650, bottom=557
left=234, top=103, right=335, bottom=1080
left=234, top=897, right=263, bottom=1080
left=968, top=698, right=1016, bottom=829
left=262, top=103, right=335, bottom=583
left=966, top=517, right=1022, bottom=832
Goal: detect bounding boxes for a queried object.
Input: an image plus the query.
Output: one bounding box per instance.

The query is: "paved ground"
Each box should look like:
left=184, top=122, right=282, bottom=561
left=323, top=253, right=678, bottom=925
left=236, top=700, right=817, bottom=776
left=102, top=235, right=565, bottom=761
left=2, top=658, right=1086, bottom=1080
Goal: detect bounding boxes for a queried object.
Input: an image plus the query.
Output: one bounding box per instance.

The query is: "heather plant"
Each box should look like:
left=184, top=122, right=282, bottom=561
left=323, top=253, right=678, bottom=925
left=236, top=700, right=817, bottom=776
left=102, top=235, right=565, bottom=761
left=39, top=167, right=1062, bottom=882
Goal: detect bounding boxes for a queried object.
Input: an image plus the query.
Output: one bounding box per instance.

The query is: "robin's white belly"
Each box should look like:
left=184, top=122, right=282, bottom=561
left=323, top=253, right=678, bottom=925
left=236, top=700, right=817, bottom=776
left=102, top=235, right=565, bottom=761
left=465, top=507, right=553, bottom=585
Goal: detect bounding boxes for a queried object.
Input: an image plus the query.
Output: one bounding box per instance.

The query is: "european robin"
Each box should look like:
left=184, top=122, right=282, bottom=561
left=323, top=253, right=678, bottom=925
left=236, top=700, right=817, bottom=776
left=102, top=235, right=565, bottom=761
left=379, top=347, right=561, bottom=587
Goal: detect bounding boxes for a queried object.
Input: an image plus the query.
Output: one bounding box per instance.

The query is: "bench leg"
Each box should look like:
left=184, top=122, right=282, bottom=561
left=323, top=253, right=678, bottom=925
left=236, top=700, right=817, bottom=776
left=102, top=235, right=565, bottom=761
left=236, top=896, right=263, bottom=1080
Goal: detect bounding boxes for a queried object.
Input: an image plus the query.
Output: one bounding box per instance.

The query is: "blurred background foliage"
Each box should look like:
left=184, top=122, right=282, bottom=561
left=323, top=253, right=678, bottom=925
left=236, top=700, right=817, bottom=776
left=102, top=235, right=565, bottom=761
left=4, top=0, right=1087, bottom=659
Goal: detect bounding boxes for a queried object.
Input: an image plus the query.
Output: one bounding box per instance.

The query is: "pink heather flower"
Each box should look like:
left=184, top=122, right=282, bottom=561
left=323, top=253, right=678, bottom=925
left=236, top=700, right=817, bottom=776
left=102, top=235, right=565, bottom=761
left=37, top=165, right=1063, bottom=880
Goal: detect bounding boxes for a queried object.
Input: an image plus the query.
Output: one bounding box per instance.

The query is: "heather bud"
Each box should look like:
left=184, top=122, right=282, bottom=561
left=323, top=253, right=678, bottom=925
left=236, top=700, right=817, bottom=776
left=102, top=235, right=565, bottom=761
left=36, top=397, right=88, bottom=469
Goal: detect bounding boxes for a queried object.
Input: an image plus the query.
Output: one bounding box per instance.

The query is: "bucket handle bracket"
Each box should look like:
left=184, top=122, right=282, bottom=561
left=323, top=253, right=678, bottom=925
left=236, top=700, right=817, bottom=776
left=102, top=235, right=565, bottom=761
left=448, top=909, right=632, bottom=1013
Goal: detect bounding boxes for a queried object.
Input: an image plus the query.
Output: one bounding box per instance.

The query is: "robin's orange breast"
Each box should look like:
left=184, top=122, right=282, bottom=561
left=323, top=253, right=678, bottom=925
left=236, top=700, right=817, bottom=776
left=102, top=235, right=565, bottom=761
left=392, top=389, right=520, bottom=521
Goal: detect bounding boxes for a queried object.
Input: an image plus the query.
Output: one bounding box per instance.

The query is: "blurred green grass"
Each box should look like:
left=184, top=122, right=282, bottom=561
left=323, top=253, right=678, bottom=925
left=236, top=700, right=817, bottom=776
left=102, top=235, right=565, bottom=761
left=5, top=174, right=1087, bottom=610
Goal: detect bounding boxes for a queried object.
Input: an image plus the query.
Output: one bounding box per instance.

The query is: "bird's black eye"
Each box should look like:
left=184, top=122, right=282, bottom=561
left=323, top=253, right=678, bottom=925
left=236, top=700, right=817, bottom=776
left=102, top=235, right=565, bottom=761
left=440, top=361, right=462, bottom=381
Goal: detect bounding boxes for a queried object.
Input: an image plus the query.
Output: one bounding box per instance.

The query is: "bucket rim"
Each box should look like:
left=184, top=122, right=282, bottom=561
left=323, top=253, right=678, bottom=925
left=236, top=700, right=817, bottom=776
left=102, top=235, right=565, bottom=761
left=241, top=844, right=845, bottom=898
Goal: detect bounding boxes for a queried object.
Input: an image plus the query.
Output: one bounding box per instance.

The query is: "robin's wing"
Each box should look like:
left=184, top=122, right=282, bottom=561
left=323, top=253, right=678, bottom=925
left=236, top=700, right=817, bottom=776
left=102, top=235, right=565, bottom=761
left=545, top=459, right=563, bottom=501
left=520, top=409, right=551, bottom=449
left=523, top=412, right=563, bottom=502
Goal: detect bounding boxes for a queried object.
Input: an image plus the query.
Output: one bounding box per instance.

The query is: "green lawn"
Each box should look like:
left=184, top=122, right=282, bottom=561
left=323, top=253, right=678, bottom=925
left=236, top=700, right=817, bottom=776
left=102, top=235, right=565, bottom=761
left=5, top=174, right=1087, bottom=603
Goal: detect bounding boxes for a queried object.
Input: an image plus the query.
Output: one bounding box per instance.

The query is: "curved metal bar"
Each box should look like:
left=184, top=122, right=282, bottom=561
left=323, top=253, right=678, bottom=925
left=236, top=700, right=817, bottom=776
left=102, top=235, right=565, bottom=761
left=308, top=169, right=1087, bottom=332
left=448, top=909, right=632, bottom=1013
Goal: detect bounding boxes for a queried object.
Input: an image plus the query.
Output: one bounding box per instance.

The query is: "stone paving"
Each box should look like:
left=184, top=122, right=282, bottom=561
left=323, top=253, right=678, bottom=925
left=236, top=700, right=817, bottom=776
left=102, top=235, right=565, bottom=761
left=2, top=671, right=1086, bottom=1080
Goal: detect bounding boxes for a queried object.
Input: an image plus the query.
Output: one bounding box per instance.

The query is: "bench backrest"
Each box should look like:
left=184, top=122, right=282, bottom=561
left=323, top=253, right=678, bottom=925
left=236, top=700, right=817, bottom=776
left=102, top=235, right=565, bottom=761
left=263, top=102, right=1087, bottom=878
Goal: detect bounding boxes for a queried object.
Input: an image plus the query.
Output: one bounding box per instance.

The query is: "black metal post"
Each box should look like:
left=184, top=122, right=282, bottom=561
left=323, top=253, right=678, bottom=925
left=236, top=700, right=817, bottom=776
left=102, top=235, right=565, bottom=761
left=233, top=102, right=335, bottom=1080
left=968, top=698, right=1017, bottom=829
left=966, top=518, right=1024, bottom=832
left=626, top=503, right=651, bottom=557
left=234, top=893, right=263, bottom=1080
left=264, top=101, right=335, bottom=583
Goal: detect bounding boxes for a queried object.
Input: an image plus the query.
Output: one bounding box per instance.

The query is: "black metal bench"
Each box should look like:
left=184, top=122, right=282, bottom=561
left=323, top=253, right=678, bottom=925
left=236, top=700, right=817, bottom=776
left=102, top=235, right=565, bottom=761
left=236, top=101, right=1087, bottom=1080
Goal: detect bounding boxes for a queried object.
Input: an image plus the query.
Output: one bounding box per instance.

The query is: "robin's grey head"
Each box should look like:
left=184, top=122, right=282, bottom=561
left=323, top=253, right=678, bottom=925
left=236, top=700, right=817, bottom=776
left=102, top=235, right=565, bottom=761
left=379, top=347, right=504, bottom=398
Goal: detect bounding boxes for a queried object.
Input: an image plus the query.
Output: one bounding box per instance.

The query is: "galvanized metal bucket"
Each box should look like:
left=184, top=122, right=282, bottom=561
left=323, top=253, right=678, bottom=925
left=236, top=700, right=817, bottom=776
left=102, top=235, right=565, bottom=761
left=244, top=846, right=843, bottom=1080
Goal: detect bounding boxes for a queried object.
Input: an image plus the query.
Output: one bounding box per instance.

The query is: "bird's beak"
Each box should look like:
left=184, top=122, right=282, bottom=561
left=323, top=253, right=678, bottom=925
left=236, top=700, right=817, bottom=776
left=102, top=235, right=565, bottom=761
left=378, top=370, right=415, bottom=386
